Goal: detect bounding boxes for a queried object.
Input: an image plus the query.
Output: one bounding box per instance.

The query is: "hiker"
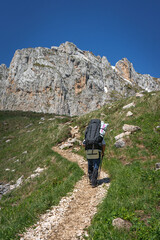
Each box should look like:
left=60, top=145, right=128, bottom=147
left=82, top=119, right=108, bottom=187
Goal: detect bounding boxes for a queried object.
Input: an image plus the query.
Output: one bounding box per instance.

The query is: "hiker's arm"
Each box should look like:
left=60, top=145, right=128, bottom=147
left=82, top=140, right=85, bottom=148
left=102, top=144, right=105, bottom=156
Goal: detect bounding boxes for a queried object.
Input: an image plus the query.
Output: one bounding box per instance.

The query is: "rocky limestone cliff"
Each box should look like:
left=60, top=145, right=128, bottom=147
left=0, top=42, right=160, bottom=116
left=115, top=58, right=160, bottom=92
left=0, top=64, right=9, bottom=107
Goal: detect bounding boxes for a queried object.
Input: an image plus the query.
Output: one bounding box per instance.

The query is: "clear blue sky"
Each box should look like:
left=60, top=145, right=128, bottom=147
left=0, top=0, right=160, bottom=77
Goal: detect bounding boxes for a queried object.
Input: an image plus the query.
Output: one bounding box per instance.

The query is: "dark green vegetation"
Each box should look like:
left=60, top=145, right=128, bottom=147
left=0, top=111, right=83, bottom=239
left=33, top=62, right=54, bottom=68
left=0, top=91, right=160, bottom=240
left=74, top=91, right=160, bottom=239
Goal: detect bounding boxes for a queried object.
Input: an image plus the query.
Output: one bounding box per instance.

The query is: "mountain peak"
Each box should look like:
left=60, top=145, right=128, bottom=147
left=0, top=43, right=160, bottom=116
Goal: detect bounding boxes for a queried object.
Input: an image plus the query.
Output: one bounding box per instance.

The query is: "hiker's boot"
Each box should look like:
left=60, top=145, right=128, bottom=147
left=91, top=169, right=98, bottom=188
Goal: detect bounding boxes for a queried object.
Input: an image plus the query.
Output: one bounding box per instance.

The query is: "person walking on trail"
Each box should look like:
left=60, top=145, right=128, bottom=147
left=82, top=119, right=109, bottom=188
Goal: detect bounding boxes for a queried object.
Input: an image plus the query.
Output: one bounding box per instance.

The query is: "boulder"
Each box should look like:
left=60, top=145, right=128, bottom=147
left=67, top=138, right=78, bottom=143
left=155, top=163, right=160, bottom=170
left=115, top=132, right=131, bottom=141
left=15, top=175, right=24, bottom=187
left=0, top=183, right=10, bottom=198
left=10, top=175, right=24, bottom=191
left=123, top=102, right=135, bottom=109
left=34, top=167, right=46, bottom=173
left=70, top=126, right=80, bottom=138
left=5, top=168, right=10, bottom=171
left=155, top=126, right=160, bottom=132
left=112, top=217, right=132, bottom=230
left=123, top=124, right=141, bottom=133
left=22, top=151, right=28, bottom=154
left=126, top=111, right=133, bottom=117
left=114, top=139, right=126, bottom=148
left=59, top=143, right=73, bottom=150
left=136, top=92, right=144, bottom=98
left=48, top=118, right=55, bottom=121
left=25, top=123, right=33, bottom=128
left=28, top=173, right=39, bottom=180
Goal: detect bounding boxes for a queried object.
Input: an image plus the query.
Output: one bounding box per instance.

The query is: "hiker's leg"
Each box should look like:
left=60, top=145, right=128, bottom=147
left=94, top=158, right=100, bottom=171
left=91, top=168, right=98, bottom=187
left=91, top=158, right=101, bottom=187
left=88, top=159, right=93, bottom=181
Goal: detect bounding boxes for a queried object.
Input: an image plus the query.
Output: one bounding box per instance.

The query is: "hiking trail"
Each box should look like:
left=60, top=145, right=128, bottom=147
left=21, top=146, right=110, bottom=240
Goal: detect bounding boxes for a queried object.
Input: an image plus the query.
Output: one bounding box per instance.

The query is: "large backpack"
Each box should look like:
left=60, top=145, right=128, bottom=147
left=85, top=119, right=103, bottom=150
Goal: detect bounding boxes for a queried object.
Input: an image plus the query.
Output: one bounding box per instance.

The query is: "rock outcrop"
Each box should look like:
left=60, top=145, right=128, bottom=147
left=0, top=42, right=160, bottom=116
left=0, top=64, right=9, bottom=108
left=115, top=58, right=160, bottom=92
left=112, top=217, right=132, bottom=230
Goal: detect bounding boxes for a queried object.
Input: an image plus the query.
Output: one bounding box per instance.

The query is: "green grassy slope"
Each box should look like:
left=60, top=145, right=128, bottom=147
left=0, top=91, right=160, bottom=240
left=74, top=91, right=160, bottom=240
left=0, top=111, right=83, bottom=239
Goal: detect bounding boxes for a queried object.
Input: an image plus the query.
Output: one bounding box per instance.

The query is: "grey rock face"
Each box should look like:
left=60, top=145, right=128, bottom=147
left=0, top=64, right=9, bottom=109
left=0, top=175, right=24, bottom=199
left=0, top=183, right=10, bottom=199
left=115, top=58, right=160, bottom=92
left=0, top=42, right=160, bottom=116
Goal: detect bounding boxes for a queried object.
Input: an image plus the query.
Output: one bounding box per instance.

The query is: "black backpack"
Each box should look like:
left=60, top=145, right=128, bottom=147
left=85, top=119, right=103, bottom=150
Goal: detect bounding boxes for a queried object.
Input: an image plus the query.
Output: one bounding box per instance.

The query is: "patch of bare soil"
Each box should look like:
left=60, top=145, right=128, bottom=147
left=21, top=147, right=110, bottom=240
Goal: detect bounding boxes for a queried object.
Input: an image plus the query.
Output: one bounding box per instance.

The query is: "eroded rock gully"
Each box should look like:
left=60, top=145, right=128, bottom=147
left=21, top=147, right=110, bottom=240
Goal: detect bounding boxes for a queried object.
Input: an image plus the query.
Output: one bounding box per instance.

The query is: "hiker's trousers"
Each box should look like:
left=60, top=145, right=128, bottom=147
left=88, top=158, right=100, bottom=175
